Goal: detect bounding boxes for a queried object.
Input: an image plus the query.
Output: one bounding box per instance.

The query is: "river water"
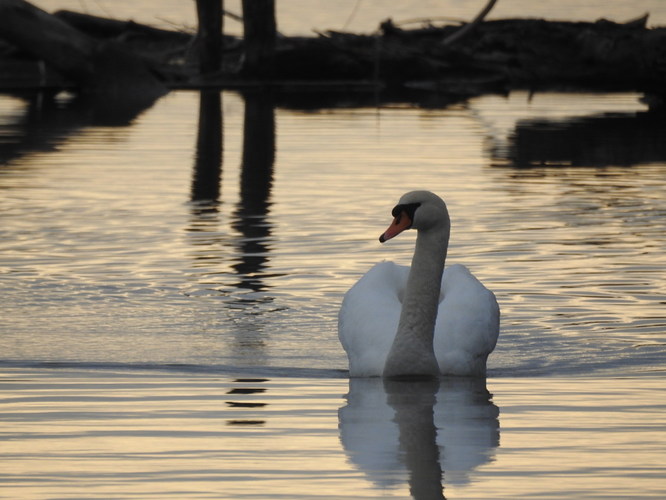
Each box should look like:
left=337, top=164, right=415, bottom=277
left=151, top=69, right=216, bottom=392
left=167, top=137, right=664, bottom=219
left=1, top=87, right=664, bottom=499
left=1, top=1, right=666, bottom=498
left=1, top=89, right=664, bottom=377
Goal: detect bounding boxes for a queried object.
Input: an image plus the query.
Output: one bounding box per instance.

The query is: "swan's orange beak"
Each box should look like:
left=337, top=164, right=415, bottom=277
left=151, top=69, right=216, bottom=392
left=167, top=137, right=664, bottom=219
left=379, top=211, right=412, bottom=243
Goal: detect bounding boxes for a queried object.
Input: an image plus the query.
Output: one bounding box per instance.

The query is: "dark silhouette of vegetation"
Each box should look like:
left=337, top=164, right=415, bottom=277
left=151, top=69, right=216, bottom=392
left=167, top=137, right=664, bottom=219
left=0, top=0, right=665, bottom=106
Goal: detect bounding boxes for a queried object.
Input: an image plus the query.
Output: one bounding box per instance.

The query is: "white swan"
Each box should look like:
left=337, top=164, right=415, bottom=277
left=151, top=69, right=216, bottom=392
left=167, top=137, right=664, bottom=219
left=338, top=191, right=500, bottom=378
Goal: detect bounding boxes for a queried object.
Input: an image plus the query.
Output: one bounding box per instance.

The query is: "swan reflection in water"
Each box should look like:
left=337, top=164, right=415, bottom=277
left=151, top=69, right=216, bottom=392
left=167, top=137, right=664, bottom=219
left=338, top=377, right=499, bottom=498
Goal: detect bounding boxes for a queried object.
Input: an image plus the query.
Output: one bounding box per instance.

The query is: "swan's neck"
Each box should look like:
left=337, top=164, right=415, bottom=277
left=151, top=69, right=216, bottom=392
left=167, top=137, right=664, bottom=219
left=383, top=225, right=449, bottom=378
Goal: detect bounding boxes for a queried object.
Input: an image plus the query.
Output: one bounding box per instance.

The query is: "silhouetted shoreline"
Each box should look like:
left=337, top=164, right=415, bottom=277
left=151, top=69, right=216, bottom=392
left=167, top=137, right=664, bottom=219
left=1, top=3, right=665, bottom=106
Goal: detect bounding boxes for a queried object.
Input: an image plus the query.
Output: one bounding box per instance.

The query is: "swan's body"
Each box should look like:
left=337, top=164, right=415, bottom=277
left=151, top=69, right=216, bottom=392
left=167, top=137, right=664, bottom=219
left=338, top=191, right=499, bottom=378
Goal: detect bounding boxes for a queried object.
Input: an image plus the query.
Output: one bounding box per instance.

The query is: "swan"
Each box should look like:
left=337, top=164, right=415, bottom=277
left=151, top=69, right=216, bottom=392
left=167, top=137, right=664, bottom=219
left=338, top=191, right=499, bottom=378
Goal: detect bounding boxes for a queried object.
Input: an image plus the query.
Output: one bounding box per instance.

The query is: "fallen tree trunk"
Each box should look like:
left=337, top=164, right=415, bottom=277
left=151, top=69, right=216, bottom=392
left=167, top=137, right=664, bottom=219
left=0, top=0, right=97, bottom=83
left=0, top=0, right=166, bottom=99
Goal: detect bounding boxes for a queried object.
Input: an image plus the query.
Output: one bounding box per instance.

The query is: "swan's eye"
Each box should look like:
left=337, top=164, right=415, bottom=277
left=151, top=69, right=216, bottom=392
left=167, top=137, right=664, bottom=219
left=397, top=202, right=421, bottom=220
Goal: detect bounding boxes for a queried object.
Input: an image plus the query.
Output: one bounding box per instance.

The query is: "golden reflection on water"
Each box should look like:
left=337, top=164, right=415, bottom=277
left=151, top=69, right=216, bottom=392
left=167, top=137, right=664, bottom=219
left=457, top=376, right=666, bottom=499
left=1, top=89, right=665, bottom=374
left=1, top=369, right=664, bottom=499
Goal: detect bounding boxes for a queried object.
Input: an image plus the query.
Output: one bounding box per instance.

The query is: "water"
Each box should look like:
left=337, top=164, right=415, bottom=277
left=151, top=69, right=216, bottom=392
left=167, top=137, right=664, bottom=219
left=2, top=370, right=664, bottom=499
left=1, top=86, right=664, bottom=498
left=1, top=90, right=664, bottom=377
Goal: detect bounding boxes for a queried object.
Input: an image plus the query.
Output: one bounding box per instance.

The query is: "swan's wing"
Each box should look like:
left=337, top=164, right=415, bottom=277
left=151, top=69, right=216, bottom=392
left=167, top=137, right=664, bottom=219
left=434, top=264, right=500, bottom=376
left=338, top=261, right=408, bottom=377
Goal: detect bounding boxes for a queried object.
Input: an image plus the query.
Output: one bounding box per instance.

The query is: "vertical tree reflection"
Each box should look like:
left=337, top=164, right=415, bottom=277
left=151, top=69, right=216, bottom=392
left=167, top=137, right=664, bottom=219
left=231, top=90, right=276, bottom=292
left=188, top=89, right=276, bottom=293
left=191, top=89, right=223, bottom=205
left=187, top=90, right=277, bottom=364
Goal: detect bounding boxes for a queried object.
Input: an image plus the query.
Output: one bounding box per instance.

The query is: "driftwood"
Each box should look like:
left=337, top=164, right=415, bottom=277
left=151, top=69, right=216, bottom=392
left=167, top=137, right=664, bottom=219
left=0, top=0, right=665, bottom=101
left=441, top=0, right=498, bottom=46
left=0, top=0, right=166, bottom=112
left=0, top=0, right=97, bottom=84
left=311, top=14, right=666, bottom=94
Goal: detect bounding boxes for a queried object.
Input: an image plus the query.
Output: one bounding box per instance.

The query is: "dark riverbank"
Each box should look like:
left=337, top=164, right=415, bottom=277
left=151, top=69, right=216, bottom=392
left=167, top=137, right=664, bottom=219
left=1, top=3, right=665, bottom=103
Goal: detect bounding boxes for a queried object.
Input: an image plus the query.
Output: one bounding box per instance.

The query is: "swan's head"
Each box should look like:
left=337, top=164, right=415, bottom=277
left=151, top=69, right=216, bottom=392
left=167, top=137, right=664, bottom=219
left=379, top=190, right=449, bottom=243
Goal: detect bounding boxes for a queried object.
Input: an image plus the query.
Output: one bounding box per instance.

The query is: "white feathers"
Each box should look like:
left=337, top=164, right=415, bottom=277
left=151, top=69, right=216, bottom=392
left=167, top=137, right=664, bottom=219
left=339, top=262, right=499, bottom=377
left=338, top=191, right=500, bottom=378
